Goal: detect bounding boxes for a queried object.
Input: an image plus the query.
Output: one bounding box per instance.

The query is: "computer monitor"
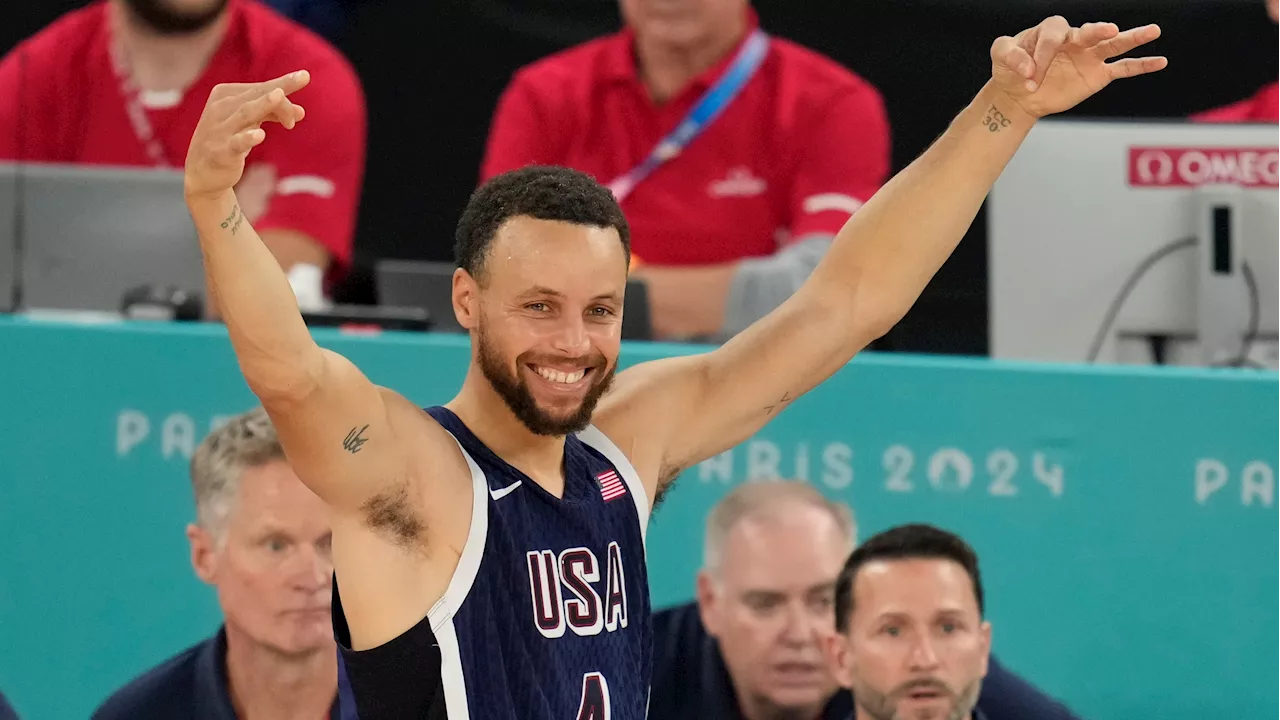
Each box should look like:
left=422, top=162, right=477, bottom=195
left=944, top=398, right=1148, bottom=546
left=0, top=162, right=206, bottom=314
left=989, top=120, right=1278, bottom=368
left=376, top=259, right=654, bottom=341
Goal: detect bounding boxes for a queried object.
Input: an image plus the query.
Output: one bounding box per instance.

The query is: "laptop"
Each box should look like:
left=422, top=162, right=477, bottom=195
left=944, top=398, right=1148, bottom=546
left=376, top=259, right=654, bottom=341
left=0, top=162, right=206, bottom=313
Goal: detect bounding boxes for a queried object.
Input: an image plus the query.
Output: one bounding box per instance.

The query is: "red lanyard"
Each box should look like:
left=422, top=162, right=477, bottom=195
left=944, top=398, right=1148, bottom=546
left=107, top=12, right=172, bottom=168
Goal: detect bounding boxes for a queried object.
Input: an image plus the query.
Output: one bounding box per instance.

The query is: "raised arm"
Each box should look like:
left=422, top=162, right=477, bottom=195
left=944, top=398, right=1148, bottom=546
left=596, top=18, right=1167, bottom=495
left=183, top=71, right=413, bottom=512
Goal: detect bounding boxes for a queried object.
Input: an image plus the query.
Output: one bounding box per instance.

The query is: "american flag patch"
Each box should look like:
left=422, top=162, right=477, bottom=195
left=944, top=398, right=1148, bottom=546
left=596, top=469, right=627, bottom=502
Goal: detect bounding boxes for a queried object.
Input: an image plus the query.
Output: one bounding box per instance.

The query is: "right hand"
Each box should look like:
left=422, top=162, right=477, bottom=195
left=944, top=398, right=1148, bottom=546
left=184, top=70, right=310, bottom=199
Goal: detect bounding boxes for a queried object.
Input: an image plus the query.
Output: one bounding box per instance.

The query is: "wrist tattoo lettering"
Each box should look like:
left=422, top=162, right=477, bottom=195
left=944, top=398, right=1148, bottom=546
left=983, top=104, right=1012, bottom=133
left=343, top=425, right=369, bottom=454
left=220, top=204, right=245, bottom=235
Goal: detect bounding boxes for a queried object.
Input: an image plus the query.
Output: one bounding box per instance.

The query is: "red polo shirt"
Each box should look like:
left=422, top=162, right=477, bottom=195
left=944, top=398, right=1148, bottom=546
left=0, top=0, right=366, bottom=271
left=1191, top=81, right=1280, bottom=123
left=480, top=11, right=890, bottom=267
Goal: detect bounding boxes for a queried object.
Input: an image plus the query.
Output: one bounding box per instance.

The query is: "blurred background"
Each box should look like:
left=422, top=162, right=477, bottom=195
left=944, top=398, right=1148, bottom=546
left=0, top=1, right=1276, bottom=719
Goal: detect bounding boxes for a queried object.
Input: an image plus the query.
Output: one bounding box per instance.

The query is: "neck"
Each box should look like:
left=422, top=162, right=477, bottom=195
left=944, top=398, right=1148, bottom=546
left=449, top=367, right=569, bottom=495
left=224, top=625, right=336, bottom=720
left=634, top=14, right=749, bottom=103
left=111, top=0, right=230, bottom=92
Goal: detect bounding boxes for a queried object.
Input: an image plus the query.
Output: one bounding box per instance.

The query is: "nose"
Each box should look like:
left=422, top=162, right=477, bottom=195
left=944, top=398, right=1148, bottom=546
left=907, top=634, right=941, bottom=671
left=291, top=543, right=332, bottom=594
left=780, top=602, right=816, bottom=648
left=550, top=314, right=591, bottom=357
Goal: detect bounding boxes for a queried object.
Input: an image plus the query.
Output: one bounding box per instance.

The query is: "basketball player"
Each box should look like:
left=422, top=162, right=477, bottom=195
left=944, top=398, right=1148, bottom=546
left=180, top=16, right=1165, bottom=719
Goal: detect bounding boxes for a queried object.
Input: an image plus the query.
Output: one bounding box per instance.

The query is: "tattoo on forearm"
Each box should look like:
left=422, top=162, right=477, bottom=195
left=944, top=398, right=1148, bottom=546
left=343, top=425, right=369, bottom=454
left=763, top=391, right=793, bottom=416
left=219, top=204, right=245, bottom=235
left=983, top=105, right=1012, bottom=133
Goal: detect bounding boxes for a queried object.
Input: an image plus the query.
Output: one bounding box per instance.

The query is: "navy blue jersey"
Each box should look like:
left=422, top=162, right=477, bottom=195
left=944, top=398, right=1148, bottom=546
left=335, top=406, right=653, bottom=720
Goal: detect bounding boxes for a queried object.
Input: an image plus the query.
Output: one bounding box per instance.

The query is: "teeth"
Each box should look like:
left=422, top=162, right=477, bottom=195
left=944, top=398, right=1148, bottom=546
left=535, top=367, right=584, bottom=384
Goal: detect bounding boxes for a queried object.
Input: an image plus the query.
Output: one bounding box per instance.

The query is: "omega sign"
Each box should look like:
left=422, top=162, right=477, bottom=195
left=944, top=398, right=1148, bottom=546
left=1128, top=147, right=1279, bottom=188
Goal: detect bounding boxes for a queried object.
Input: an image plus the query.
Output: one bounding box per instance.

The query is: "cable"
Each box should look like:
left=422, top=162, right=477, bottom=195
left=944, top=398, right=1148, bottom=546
left=1085, top=237, right=1195, bottom=363
left=1212, top=260, right=1259, bottom=368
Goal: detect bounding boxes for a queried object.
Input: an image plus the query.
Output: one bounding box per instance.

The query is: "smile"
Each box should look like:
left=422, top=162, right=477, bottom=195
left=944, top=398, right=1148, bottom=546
left=529, top=364, right=592, bottom=387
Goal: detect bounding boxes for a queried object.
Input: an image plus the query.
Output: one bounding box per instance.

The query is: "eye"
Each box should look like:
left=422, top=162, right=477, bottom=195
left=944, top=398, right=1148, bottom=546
left=882, top=626, right=901, bottom=637
left=265, top=536, right=288, bottom=553
left=588, top=306, right=614, bottom=317
left=941, top=622, right=957, bottom=633
left=526, top=302, right=549, bottom=312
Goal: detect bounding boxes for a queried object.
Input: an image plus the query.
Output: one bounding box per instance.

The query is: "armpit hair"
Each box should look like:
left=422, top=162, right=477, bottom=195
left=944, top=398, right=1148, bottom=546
left=360, top=483, right=425, bottom=550
left=653, top=464, right=682, bottom=512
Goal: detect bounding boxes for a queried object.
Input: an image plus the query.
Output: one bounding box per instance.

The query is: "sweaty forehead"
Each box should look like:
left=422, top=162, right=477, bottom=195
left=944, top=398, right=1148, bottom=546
left=484, top=216, right=627, bottom=291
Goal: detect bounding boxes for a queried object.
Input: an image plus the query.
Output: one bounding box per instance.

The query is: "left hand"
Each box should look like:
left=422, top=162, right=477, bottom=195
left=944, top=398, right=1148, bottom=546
left=990, top=17, right=1167, bottom=119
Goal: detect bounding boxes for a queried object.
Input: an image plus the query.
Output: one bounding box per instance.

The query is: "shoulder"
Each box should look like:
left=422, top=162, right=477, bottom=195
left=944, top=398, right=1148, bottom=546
left=766, top=36, right=885, bottom=116
left=505, top=32, right=621, bottom=99
left=651, top=602, right=717, bottom=682
left=3, top=3, right=104, bottom=73
left=0, top=689, right=17, bottom=720
left=977, top=654, right=1081, bottom=720
left=240, top=0, right=364, bottom=101
left=90, top=639, right=210, bottom=720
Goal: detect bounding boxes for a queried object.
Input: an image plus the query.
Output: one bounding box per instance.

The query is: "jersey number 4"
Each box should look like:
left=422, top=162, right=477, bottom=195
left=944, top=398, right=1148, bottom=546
left=576, top=672, right=611, bottom=720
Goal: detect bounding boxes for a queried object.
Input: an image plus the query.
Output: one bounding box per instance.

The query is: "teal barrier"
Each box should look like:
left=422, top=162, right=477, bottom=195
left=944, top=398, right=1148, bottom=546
left=0, top=317, right=1275, bottom=720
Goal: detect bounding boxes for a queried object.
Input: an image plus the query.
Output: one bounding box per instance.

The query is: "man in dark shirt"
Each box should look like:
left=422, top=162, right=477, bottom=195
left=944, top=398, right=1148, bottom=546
left=651, top=480, right=1081, bottom=720
left=0, top=689, right=18, bottom=720
left=92, top=409, right=339, bottom=720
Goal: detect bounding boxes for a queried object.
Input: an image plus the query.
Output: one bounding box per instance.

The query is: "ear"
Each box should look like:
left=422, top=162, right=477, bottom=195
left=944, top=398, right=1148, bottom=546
left=695, top=570, right=721, bottom=638
left=823, top=631, right=855, bottom=689
left=978, top=619, right=993, bottom=678
left=187, top=523, right=219, bottom=585
left=453, top=267, right=479, bottom=330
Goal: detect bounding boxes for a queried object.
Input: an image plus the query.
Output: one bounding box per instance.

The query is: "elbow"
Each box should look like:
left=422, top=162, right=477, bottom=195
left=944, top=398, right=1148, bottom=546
left=242, top=352, right=325, bottom=407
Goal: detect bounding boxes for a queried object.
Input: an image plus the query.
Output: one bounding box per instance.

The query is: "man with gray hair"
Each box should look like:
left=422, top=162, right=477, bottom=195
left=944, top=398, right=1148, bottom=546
left=92, top=408, right=339, bottom=720
left=650, top=479, right=1081, bottom=720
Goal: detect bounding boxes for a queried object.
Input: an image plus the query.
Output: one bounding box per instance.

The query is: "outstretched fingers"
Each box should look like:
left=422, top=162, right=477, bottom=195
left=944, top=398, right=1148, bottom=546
left=1108, top=55, right=1169, bottom=79
left=1093, top=24, right=1162, bottom=60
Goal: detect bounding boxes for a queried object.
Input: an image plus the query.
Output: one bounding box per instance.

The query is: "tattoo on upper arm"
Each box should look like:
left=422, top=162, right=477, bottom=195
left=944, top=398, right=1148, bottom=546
left=342, top=425, right=369, bottom=454
left=983, top=105, right=1012, bottom=132
left=763, top=391, right=794, bottom=416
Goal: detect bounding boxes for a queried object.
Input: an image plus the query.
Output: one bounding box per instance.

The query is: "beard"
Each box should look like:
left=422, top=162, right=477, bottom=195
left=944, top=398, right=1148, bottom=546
left=121, top=0, right=230, bottom=34
left=852, top=676, right=982, bottom=720
left=476, top=322, right=615, bottom=437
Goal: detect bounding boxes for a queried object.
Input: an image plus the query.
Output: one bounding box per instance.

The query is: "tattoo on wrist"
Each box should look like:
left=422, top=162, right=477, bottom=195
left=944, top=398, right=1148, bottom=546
left=763, top=391, right=793, bottom=416
left=343, top=425, right=369, bottom=454
left=219, top=204, right=245, bottom=235
left=983, top=104, right=1012, bottom=133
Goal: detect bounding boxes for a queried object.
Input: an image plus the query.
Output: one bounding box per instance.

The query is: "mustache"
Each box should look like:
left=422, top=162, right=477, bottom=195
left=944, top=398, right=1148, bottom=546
left=892, top=678, right=954, bottom=698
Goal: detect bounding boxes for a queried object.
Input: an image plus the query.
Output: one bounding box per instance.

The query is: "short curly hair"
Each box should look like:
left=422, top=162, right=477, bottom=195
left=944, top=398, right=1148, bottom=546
left=454, top=165, right=631, bottom=284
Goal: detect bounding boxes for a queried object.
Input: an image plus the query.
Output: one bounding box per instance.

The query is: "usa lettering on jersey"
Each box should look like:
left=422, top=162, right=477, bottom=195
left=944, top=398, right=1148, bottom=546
left=526, top=541, right=629, bottom=638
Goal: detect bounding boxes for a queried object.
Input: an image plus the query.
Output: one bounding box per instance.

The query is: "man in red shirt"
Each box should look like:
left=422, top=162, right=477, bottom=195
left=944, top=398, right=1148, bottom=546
left=480, top=0, right=890, bottom=341
left=0, top=0, right=366, bottom=284
left=1192, top=0, right=1278, bottom=123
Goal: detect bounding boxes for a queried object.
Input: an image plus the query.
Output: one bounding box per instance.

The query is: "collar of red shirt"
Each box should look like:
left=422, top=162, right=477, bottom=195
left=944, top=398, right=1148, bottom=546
left=599, top=4, right=764, bottom=95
